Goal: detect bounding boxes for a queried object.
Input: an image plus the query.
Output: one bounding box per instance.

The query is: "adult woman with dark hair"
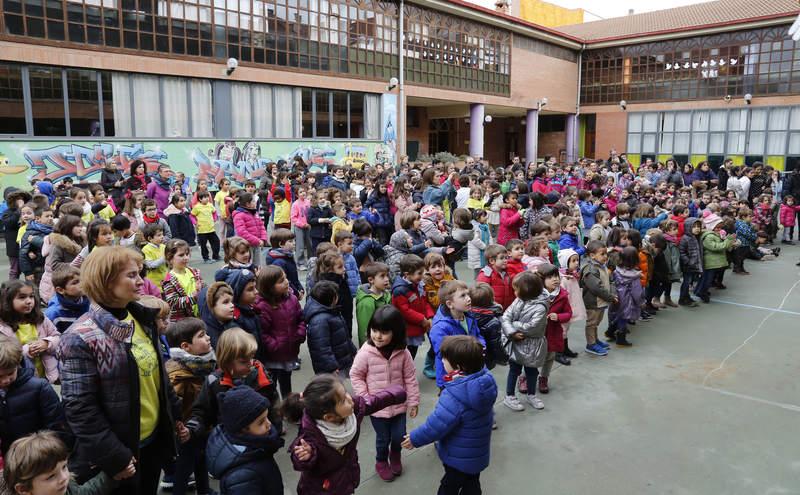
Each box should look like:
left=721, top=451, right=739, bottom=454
left=100, top=159, right=126, bottom=208
left=682, top=163, right=695, bottom=187
left=664, top=159, right=684, bottom=188
left=58, top=246, right=182, bottom=495
left=691, top=161, right=718, bottom=189
left=125, top=159, right=150, bottom=195
left=421, top=168, right=456, bottom=207
left=520, top=191, right=552, bottom=241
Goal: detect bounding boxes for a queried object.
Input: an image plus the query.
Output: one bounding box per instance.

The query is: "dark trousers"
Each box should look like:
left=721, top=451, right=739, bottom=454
left=506, top=360, right=539, bottom=396
left=197, top=232, right=220, bottom=260
left=173, top=436, right=210, bottom=495
left=370, top=414, right=406, bottom=461
left=270, top=368, right=293, bottom=398
left=115, top=437, right=168, bottom=495
left=732, top=245, right=750, bottom=271
left=310, top=237, right=327, bottom=256
left=439, top=464, right=482, bottom=495
left=680, top=271, right=699, bottom=300
left=8, top=257, right=19, bottom=280
left=694, top=268, right=719, bottom=297
left=408, top=345, right=419, bottom=359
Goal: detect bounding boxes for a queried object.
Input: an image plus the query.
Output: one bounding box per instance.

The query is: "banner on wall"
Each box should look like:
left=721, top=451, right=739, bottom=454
left=380, top=93, right=397, bottom=165
left=0, top=140, right=384, bottom=190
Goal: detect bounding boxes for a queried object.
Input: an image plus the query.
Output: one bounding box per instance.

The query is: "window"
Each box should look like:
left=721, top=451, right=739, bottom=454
left=301, top=88, right=313, bottom=138
left=30, top=66, right=67, bottom=136
left=67, top=69, right=101, bottom=136
left=332, top=91, right=348, bottom=139
left=0, top=64, right=27, bottom=134
left=314, top=90, right=330, bottom=138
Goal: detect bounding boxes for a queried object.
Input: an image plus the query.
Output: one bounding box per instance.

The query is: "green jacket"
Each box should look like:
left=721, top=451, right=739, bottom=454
left=355, top=284, right=391, bottom=346
left=700, top=231, right=734, bottom=270
left=69, top=472, right=116, bottom=495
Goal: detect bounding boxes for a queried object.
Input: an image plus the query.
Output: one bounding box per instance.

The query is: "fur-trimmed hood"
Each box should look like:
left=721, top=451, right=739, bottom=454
left=48, top=232, right=83, bottom=255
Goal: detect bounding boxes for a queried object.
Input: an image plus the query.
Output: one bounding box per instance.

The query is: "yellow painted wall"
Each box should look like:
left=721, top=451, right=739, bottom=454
left=766, top=156, right=785, bottom=171
left=519, top=0, right=584, bottom=28
left=690, top=155, right=707, bottom=166
left=628, top=154, right=641, bottom=167
left=728, top=155, right=745, bottom=165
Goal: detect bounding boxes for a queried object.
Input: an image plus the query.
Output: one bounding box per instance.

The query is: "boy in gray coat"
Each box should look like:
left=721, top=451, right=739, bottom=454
left=579, top=240, right=617, bottom=357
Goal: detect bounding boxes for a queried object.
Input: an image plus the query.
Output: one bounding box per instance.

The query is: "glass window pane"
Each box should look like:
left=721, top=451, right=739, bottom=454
left=789, top=132, right=800, bottom=154
left=791, top=107, right=800, bottom=130
left=691, top=132, right=708, bottom=154
left=709, top=110, right=727, bottom=131
left=709, top=133, right=725, bottom=154
left=768, top=108, right=790, bottom=130
left=315, top=90, right=330, bottom=137
left=0, top=63, right=27, bottom=134
left=301, top=89, right=312, bottom=138
left=627, top=133, right=640, bottom=153
left=349, top=92, right=363, bottom=138
left=131, top=74, right=161, bottom=137
left=674, top=132, right=690, bottom=153
left=727, top=132, right=745, bottom=154
left=628, top=113, right=642, bottom=133
left=692, top=111, right=709, bottom=132
left=67, top=69, right=100, bottom=136
left=767, top=131, right=787, bottom=155
left=750, top=108, right=768, bottom=131
left=675, top=112, right=691, bottom=131
left=230, top=82, right=251, bottom=137
left=661, top=113, right=674, bottom=132
left=729, top=109, right=748, bottom=131
left=643, top=113, right=658, bottom=132
left=30, top=66, right=66, bottom=136
left=163, top=77, right=189, bottom=137
left=642, top=133, right=656, bottom=152
left=189, top=79, right=213, bottom=137
left=747, top=131, right=765, bottom=154
left=659, top=132, right=673, bottom=153
left=332, top=91, right=347, bottom=138
left=101, top=72, right=114, bottom=136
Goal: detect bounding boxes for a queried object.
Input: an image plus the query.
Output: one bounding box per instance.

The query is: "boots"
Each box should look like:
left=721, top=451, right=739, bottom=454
left=616, top=331, right=633, bottom=346
left=563, top=338, right=578, bottom=358
left=519, top=375, right=528, bottom=394
left=678, top=297, right=698, bottom=307
left=375, top=461, right=394, bottom=482
left=423, top=352, right=436, bottom=379
left=538, top=376, right=549, bottom=394
left=389, top=450, right=403, bottom=476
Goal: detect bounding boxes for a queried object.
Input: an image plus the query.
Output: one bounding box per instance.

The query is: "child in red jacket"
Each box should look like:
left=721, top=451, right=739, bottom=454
left=505, top=239, right=526, bottom=280
left=391, top=254, right=434, bottom=359
left=536, top=264, right=573, bottom=392
left=476, top=244, right=514, bottom=309
left=498, top=191, right=524, bottom=246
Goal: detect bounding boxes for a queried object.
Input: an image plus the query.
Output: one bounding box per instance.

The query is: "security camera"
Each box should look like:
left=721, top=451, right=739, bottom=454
left=744, top=93, right=753, bottom=105
left=387, top=77, right=399, bottom=91
left=484, top=115, right=493, bottom=124
left=724, top=95, right=732, bottom=103
left=538, top=97, right=548, bottom=110
left=619, top=100, right=627, bottom=111
left=226, top=58, right=238, bottom=76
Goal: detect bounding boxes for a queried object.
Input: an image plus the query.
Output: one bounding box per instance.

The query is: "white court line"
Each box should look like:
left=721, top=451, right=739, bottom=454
left=701, top=386, right=800, bottom=413
left=710, top=299, right=800, bottom=316
left=702, top=277, right=800, bottom=388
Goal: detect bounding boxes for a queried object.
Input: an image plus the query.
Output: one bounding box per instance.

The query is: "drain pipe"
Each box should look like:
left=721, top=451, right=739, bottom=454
left=574, top=43, right=585, bottom=160
left=398, top=0, right=406, bottom=158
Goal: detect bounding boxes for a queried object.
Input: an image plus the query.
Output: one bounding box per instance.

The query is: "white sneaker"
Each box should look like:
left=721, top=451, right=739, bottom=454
left=526, top=394, right=545, bottom=410
left=503, top=395, right=525, bottom=411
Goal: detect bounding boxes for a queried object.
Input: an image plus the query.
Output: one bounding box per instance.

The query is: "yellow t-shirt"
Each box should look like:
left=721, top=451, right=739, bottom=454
left=124, top=314, right=161, bottom=441
left=273, top=199, right=291, bottom=225
left=191, top=203, right=216, bottom=234
left=142, top=243, right=167, bottom=287
left=330, top=218, right=352, bottom=243
left=16, top=323, right=45, bottom=378
left=81, top=210, right=94, bottom=224
left=171, top=269, right=198, bottom=316
left=16, top=223, right=27, bottom=245
left=98, top=204, right=115, bottom=222
left=215, top=191, right=229, bottom=219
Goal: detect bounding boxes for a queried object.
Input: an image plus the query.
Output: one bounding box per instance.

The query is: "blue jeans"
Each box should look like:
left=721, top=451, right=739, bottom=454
left=370, top=414, right=407, bottom=461
left=694, top=268, right=719, bottom=298
left=506, top=360, right=539, bottom=396
left=680, top=271, right=698, bottom=300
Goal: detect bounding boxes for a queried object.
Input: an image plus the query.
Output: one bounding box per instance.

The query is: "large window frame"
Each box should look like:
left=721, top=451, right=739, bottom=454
left=301, top=88, right=376, bottom=140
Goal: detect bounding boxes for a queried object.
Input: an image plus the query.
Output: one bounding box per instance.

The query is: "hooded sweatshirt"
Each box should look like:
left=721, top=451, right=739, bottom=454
left=354, top=284, right=391, bottom=347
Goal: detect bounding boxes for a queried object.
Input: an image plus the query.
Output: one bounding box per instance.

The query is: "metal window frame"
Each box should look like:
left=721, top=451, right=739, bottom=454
left=62, top=68, right=71, bottom=136
left=97, top=71, right=106, bottom=137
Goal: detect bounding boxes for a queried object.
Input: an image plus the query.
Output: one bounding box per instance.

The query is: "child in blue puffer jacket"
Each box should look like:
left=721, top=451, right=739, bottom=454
left=403, top=335, right=497, bottom=495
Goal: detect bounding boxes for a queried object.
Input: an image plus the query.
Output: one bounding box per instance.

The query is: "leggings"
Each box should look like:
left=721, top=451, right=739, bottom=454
left=506, top=360, right=539, bottom=396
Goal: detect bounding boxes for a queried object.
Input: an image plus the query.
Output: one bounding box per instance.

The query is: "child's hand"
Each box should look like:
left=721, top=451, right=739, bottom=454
left=548, top=313, right=559, bottom=321
left=409, top=406, right=418, bottom=418
left=294, top=439, right=313, bottom=461
left=25, top=274, right=34, bottom=282
left=512, top=332, right=525, bottom=341
left=113, top=457, right=136, bottom=480
left=28, top=252, right=36, bottom=259
left=401, top=434, right=415, bottom=450
left=176, top=421, right=190, bottom=443
left=424, top=240, right=432, bottom=248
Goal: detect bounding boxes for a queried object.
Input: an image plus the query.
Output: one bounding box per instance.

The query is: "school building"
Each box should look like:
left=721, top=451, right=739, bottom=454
left=1, top=0, right=799, bottom=188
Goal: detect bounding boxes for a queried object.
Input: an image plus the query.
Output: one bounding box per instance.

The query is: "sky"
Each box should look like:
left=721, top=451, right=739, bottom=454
left=467, top=0, right=716, bottom=22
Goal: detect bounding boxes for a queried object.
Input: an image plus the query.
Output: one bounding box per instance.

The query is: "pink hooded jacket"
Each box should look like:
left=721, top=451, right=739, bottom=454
left=349, top=344, right=420, bottom=419
left=0, top=317, right=60, bottom=383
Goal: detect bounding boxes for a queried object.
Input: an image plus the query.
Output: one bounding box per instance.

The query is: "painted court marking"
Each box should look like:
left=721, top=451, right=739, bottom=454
left=709, top=298, right=800, bottom=316
left=701, top=276, right=800, bottom=413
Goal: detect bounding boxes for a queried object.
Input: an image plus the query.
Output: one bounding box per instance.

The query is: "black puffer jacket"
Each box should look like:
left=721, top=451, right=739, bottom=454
left=1, top=207, right=20, bottom=257
left=468, top=304, right=507, bottom=369
left=206, top=425, right=284, bottom=495
left=303, top=296, right=356, bottom=374
left=0, top=366, right=68, bottom=455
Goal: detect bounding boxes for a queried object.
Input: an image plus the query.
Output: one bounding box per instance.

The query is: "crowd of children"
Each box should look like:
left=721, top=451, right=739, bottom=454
left=0, top=155, right=795, bottom=495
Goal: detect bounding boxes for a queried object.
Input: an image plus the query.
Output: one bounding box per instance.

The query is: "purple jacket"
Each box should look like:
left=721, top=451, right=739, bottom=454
left=146, top=180, right=171, bottom=217
left=612, top=267, right=642, bottom=321
left=253, top=293, right=306, bottom=363
left=289, top=385, right=406, bottom=495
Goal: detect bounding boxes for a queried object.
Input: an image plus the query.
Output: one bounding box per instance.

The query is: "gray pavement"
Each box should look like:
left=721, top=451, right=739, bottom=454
left=39, top=243, right=799, bottom=494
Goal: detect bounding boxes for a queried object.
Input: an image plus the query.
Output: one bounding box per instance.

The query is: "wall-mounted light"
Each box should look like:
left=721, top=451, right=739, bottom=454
left=724, top=95, right=732, bottom=103
left=226, top=58, right=238, bottom=76
left=387, top=77, right=399, bottom=91
left=537, top=97, right=548, bottom=111
left=484, top=115, right=493, bottom=124
left=619, top=100, right=627, bottom=111
left=744, top=93, right=753, bottom=105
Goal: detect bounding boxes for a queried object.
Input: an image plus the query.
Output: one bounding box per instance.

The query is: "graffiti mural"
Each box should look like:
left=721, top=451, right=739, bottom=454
left=0, top=140, right=385, bottom=190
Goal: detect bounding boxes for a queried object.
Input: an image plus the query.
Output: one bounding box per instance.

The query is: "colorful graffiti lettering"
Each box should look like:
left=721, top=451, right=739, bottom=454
left=23, top=143, right=168, bottom=182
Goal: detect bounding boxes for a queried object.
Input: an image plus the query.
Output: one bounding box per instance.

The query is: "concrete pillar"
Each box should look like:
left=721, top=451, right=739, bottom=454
left=525, top=109, right=539, bottom=164
left=565, top=113, right=578, bottom=163
left=469, top=103, right=485, bottom=159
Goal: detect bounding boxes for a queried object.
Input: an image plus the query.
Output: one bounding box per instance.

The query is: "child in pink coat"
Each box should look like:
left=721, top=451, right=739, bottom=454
left=498, top=190, right=524, bottom=246
left=349, top=305, right=420, bottom=482
left=232, top=192, right=268, bottom=265
left=779, top=195, right=800, bottom=244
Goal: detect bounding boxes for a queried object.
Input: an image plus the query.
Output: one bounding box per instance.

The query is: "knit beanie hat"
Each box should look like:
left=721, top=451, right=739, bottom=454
left=702, top=211, right=722, bottom=231
left=219, top=385, right=270, bottom=433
